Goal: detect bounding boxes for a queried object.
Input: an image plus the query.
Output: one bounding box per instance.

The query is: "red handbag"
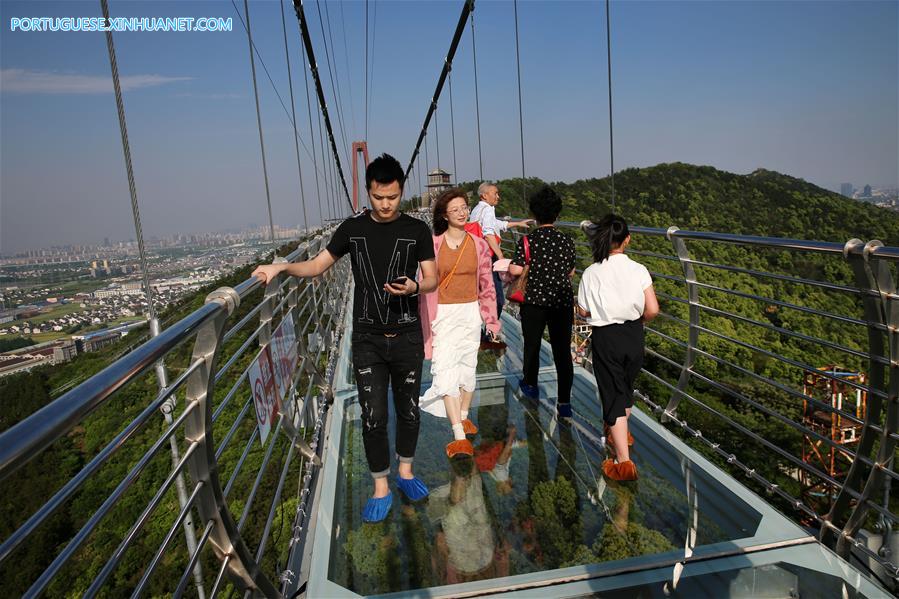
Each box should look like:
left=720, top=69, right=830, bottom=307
left=507, top=236, right=530, bottom=303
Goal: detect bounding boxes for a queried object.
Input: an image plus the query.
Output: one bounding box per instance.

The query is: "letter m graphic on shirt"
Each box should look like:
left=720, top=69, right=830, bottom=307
left=349, top=237, right=418, bottom=325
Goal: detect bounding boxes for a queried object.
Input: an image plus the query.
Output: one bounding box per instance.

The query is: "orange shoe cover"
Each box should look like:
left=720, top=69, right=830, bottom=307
left=602, top=458, right=638, bottom=481
left=446, top=439, right=474, bottom=458
left=462, top=419, right=478, bottom=435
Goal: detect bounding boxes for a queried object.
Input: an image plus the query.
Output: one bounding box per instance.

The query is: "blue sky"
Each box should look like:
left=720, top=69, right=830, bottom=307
left=1, top=0, right=896, bottom=252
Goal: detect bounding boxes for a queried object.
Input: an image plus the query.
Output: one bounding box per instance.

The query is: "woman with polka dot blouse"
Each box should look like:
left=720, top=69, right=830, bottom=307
left=509, top=186, right=577, bottom=418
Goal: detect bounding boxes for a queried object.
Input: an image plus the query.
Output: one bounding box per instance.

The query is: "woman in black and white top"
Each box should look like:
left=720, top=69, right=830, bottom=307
left=577, top=214, right=658, bottom=482
left=509, top=186, right=577, bottom=418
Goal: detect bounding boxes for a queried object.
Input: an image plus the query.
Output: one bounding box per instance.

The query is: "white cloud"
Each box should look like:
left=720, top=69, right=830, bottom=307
left=0, top=68, right=192, bottom=94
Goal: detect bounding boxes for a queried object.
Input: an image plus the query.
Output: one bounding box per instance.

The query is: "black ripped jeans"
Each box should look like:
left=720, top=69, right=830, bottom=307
left=351, top=329, right=425, bottom=477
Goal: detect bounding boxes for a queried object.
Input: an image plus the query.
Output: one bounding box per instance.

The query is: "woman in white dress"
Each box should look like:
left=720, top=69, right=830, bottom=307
left=419, top=188, right=501, bottom=458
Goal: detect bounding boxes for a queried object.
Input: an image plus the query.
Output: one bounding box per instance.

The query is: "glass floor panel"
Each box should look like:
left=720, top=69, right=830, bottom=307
left=303, top=311, right=883, bottom=597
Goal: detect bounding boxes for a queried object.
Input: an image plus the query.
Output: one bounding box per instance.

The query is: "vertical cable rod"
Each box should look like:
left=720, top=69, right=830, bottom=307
left=605, top=0, right=616, bottom=211
left=470, top=5, right=484, bottom=180
left=513, top=0, right=526, bottom=202
left=243, top=0, right=277, bottom=249
left=281, top=0, right=309, bottom=233
left=448, top=71, right=458, bottom=182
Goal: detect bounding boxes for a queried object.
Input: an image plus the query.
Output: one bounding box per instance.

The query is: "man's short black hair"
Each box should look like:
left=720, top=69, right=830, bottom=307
left=528, top=185, right=563, bottom=225
left=365, top=153, right=405, bottom=190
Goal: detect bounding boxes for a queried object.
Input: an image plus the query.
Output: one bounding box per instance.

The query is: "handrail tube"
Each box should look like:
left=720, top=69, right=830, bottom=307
left=223, top=298, right=267, bottom=343
left=85, top=441, right=201, bottom=596
left=641, top=368, right=846, bottom=491
left=681, top=257, right=875, bottom=298
left=627, top=248, right=681, bottom=262
left=0, top=301, right=221, bottom=482
left=636, top=388, right=899, bottom=577
left=209, top=555, right=232, bottom=597
left=23, top=397, right=200, bottom=597
left=215, top=397, right=254, bottom=461
left=693, top=279, right=885, bottom=331
left=647, top=367, right=899, bottom=525
left=0, top=356, right=203, bottom=564
left=695, top=301, right=891, bottom=366
left=696, top=323, right=888, bottom=399
left=254, top=443, right=298, bottom=564
left=131, top=481, right=205, bottom=598
left=173, top=520, right=216, bottom=599
left=646, top=326, right=874, bottom=430
left=212, top=368, right=250, bottom=424
left=648, top=345, right=898, bottom=482
left=223, top=426, right=261, bottom=499
left=237, top=420, right=284, bottom=532
left=214, top=321, right=266, bottom=383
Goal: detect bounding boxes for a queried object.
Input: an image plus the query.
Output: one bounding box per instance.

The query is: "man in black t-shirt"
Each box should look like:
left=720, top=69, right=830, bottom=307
left=253, top=154, right=437, bottom=523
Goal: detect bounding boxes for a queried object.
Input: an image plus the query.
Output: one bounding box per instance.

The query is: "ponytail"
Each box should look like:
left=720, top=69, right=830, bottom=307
left=590, top=213, right=629, bottom=263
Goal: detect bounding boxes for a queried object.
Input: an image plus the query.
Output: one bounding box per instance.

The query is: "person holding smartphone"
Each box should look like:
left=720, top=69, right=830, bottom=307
left=419, top=188, right=501, bottom=458
left=253, top=154, right=437, bottom=523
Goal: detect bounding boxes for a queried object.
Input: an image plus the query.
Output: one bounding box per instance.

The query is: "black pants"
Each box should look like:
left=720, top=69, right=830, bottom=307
left=590, top=320, right=644, bottom=426
left=520, top=303, right=573, bottom=404
left=491, top=257, right=505, bottom=319
left=352, top=329, right=424, bottom=477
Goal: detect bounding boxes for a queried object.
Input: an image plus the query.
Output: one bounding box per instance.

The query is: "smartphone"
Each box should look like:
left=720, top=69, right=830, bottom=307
left=389, top=277, right=407, bottom=286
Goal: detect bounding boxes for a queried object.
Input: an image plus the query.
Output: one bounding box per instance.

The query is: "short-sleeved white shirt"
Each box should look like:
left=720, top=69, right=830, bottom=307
left=577, top=254, right=652, bottom=327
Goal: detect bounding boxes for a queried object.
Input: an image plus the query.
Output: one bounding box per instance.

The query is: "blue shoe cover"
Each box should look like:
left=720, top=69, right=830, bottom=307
left=362, top=494, right=393, bottom=523
left=557, top=402, right=573, bottom=418
left=396, top=476, right=429, bottom=501
left=518, top=380, right=539, bottom=399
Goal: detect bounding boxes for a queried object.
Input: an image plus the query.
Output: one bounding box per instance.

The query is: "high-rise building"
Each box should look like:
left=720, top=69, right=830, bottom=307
left=840, top=183, right=853, bottom=197
left=863, top=184, right=873, bottom=197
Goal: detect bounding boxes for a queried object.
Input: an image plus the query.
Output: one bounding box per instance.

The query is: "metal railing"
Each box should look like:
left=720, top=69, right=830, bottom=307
left=1, top=217, right=896, bottom=595
left=504, top=220, right=898, bottom=586
left=0, top=231, right=350, bottom=597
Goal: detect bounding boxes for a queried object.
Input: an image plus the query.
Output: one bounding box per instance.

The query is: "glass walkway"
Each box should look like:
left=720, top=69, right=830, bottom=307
left=303, top=309, right=887, bottom=598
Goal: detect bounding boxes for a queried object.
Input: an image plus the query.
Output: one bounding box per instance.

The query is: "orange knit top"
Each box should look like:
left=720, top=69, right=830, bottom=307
left=437, top=235, right=478, bottom=304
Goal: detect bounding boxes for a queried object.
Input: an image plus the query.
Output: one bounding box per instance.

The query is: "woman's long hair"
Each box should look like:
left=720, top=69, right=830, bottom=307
left=431, top=187, right=468, bottom=235
left=590, top=213, right=629, bottom=263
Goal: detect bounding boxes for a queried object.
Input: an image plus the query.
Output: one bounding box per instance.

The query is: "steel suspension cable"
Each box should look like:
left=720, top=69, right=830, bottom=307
left=300, top=39, right=325, bottom=226
left=242, top=0, right=276, bottom=248
left=424, top=131, right=430, bottom=201
left=448, top=70, right=458, bottom=181
left=316, top=105, right=334, bottom=221
left=364, top=0, right=369, bottom=141
left=470, top=5, right=484, bottom=180
left=280, top=0, right=309, bottom=233
left=291, top=0, right=353, bottom=212
left=338, top=1, right=358, bottom=140
left=99, top=0, right=157, bottom=323
left=367, top=0, right=378, bottom=141
left=513, top=0, right=527, bottom=202
left=404, top=0, right=474, bottom=181
left=317, top=0, right=350, bottom=168
left=99, top=1, right=204, bottom=595
left=605, top=0, right=616, bottom=211
left=434, top=106, right=441, bottom=170
left=228, top=0, right=327, bottom=187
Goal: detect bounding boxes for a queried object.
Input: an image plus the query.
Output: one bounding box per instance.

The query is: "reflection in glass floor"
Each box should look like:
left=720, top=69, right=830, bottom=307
left=304, top=313, right=889, bottom=598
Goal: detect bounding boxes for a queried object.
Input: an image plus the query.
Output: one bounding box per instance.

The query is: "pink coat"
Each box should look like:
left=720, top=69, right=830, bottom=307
left=419, top=232, right=500, bottom=360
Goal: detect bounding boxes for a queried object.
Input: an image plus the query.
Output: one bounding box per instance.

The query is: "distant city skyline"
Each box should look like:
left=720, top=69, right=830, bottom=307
left=1, top=0, right=896, bottom=253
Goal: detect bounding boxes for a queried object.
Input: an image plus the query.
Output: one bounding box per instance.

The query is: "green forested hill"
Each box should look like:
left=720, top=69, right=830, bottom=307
left=460, top=163, right=897, bottom=530
left=463, top=163, right=898, bottom=245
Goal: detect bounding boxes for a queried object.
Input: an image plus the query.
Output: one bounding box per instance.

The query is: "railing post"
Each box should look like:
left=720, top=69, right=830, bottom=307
left=182, top=286, right=280, bottom=596
left=824, top=240, right=899, bottom=569
left=664, top=226, right=699, bottom=419
left=151, top=316, right=206, bottom=599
